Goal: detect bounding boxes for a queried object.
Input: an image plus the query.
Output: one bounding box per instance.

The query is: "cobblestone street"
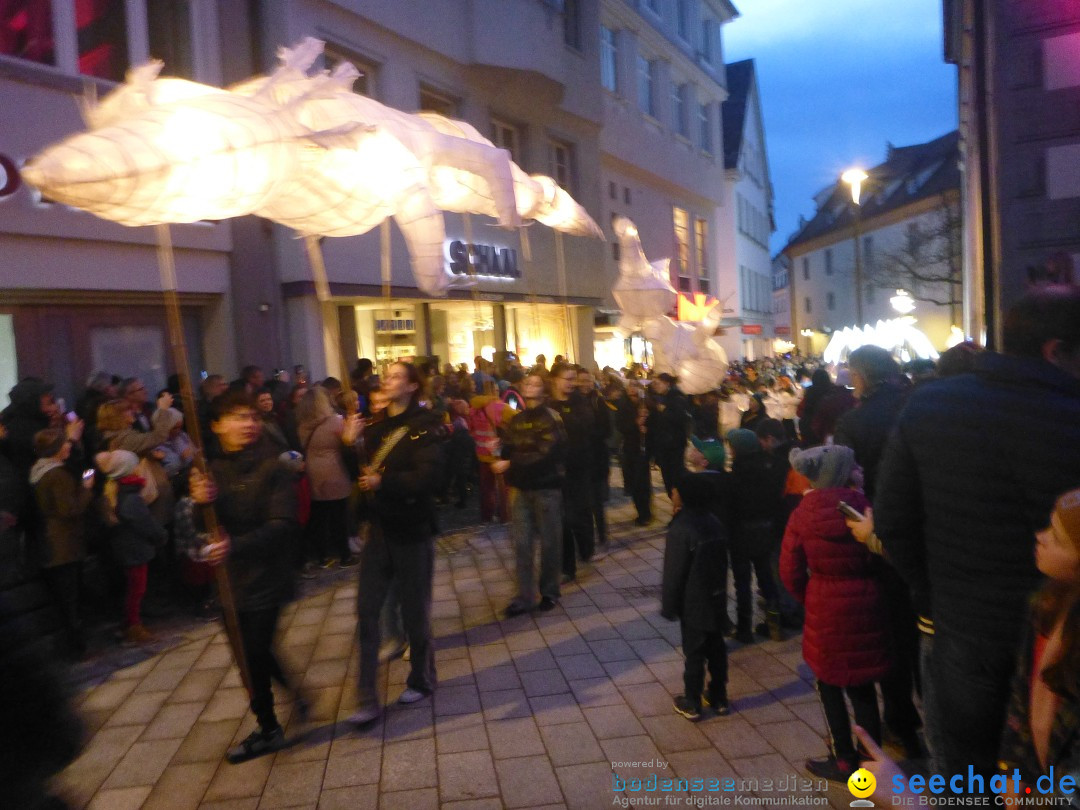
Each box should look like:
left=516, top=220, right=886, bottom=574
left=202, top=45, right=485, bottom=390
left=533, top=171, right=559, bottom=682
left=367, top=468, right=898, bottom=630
left=55, top=487, right=860, bottom=810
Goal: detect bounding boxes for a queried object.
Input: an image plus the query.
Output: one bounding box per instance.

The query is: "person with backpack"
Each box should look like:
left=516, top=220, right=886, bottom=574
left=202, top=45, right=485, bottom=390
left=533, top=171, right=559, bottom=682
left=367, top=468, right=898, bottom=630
left=96, top=449, right=166, bottom=646
left=661, top=472, right=731, bottom=720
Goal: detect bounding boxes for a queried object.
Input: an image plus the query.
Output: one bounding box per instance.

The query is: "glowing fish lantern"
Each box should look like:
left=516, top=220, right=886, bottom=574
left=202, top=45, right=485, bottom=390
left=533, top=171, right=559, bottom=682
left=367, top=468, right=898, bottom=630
left=611, top=216, right=677, bottom=332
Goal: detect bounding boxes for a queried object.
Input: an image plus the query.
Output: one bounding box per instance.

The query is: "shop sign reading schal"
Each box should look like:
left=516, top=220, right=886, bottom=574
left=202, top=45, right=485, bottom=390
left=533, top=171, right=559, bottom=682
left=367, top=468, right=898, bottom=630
left=445, top=240, right=520, bottom=280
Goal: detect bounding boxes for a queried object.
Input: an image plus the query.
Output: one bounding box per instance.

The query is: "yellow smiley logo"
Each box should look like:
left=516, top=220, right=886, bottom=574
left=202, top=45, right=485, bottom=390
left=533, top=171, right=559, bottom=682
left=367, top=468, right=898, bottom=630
left=848, top=767, right=876, bottom=798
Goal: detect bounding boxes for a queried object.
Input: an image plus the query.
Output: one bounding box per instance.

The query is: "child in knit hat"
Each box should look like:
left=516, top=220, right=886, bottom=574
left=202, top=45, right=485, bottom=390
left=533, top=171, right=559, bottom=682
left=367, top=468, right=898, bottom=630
left=96, top=450, right=166, bottom=646
left=998, top=487, right=1080, bottom=792
left=780, top=444, right=889, bottom=782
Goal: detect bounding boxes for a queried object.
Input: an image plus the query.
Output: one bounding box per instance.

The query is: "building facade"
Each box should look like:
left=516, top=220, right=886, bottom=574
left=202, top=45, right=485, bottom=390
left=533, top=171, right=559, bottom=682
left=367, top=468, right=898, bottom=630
left=771, top=252, right=791, bottom=351
left=944, top=0, right=1080, bottom=350
left=593, top=0, right=738, bottom=369
left=781, top=132, right=961, bottom=357
left=715, top=58, right=773, bottom=360
left=0, top=1, right=242, bottom=408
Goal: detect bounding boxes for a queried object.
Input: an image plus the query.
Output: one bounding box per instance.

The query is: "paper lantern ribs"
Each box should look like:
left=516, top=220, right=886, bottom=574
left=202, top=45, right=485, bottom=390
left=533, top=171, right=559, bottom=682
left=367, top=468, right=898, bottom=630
left=21, top=38, right=603, bottom=296
left=610, top=216, right=677, bottom=331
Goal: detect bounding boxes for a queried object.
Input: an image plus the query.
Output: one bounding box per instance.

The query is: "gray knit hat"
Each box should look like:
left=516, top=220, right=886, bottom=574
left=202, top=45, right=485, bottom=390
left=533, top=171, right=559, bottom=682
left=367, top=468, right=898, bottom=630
left=95, top=450, right=139, bottom=479
left=788, top=444, right=856, bottom=490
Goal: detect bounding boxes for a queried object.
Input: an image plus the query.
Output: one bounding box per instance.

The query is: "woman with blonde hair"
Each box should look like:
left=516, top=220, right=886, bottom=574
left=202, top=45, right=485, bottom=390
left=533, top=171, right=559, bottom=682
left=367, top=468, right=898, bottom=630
left=296, top=385, right=361, bottom=569
left=96, top=393, right=176, bottom=526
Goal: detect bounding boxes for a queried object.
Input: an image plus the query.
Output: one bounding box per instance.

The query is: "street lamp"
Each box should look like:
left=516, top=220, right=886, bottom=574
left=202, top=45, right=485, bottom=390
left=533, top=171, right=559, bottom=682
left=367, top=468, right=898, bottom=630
left=841, top=168, right=869, bottom=326
left=890, top=289, right=915, bottom=315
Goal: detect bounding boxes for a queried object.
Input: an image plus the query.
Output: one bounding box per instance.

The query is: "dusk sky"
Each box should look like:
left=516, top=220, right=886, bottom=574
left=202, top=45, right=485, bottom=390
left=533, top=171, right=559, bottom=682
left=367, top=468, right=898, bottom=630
left=724, top=0, right=959, bottom=254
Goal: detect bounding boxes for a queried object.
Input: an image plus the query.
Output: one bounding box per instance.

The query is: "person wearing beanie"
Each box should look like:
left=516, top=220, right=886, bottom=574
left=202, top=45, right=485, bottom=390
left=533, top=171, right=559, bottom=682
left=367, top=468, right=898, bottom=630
left=97, top=449, right=165, bottom=647
left=997, top=487, right=1080, bottom=794
left=726, top=428, right=787, bottom=643
left=662, top=472, right=732, bottom=721
left=29, top=428, right=95, bottom=657
left=780, top=443, right=890, bottom=782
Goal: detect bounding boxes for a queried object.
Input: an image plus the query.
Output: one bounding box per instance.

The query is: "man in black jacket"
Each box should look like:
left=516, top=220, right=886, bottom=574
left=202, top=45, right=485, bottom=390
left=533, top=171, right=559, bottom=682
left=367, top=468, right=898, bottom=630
left=549, top=363, right=595, bottom=580
left=646, top=373, right=691, bottom=498
left=577, top=367, right=612, bottom=546
left=190, top=389, right=301, bottom=763
left=875, top=286, right=1080, bottom=777
left=494, top=371, right=567, bottom=615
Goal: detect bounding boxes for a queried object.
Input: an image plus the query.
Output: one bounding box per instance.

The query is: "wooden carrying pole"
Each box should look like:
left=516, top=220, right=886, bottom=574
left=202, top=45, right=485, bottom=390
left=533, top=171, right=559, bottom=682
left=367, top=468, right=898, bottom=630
left=155, top=225, right=252, bottom=696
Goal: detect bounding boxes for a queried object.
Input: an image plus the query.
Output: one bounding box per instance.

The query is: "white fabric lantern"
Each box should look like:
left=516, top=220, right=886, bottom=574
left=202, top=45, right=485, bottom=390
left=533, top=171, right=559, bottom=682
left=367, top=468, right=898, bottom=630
left=611, top=216, right=677, bottom=331
left=644, top=306, right=729, bottom=395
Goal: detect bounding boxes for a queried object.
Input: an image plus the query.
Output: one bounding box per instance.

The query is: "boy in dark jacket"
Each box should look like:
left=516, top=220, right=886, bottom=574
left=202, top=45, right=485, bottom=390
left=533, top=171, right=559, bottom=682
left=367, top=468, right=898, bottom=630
left=662, top=473, right=731, bottom=720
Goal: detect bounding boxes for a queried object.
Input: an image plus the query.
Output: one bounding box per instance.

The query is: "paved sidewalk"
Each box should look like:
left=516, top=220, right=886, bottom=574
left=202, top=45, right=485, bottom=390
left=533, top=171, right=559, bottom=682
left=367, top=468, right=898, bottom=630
left=55, top=491, right=861, bottom=810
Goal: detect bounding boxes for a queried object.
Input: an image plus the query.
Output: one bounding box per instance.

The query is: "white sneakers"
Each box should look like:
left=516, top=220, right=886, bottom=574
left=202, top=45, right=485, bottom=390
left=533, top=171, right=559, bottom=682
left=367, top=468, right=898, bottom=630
left=397, top=687, right=429, bottom=704
left=346, top=706, right=382, bottom=726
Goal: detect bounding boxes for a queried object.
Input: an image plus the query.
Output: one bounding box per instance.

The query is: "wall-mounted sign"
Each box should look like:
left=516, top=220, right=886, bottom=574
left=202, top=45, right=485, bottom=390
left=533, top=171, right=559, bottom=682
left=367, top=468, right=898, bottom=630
left=676, top=292, right=720, bottom=322
left=741, top=324, right=763, bottom=335
left=774, top=326, right=790, bottom=336
left=446, top=240, right=520, bottom=279
left=0, top=154, right=21, bottom=199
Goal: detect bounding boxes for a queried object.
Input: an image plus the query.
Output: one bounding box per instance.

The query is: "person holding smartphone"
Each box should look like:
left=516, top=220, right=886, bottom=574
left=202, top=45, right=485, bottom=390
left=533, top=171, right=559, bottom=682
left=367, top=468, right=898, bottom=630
left=30, top=428, right=95, bottom=658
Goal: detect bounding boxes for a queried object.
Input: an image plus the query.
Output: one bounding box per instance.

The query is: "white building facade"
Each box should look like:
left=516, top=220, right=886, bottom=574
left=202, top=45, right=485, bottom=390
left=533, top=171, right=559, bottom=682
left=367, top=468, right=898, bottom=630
left=781, top=133, right=961, bottom=357
left=715, top=58, right=773, bottom=361
left=593, top=0, right=739, bottom=370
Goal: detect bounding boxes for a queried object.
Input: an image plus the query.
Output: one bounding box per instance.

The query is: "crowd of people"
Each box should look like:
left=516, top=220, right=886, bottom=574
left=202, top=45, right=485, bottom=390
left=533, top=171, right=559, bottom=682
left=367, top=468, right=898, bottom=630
left=2, top=285, right=1079, bottom=800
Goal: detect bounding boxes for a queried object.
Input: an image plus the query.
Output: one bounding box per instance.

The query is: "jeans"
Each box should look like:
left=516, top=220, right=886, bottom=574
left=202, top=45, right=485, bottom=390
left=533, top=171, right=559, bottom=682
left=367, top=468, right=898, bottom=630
left=510, top=488, right=563, bottom=605
left=238, top=604, right=291, bottom=730
left=930, top=620, right=1017, bottom=778
left=562, top=473, right=594, bottom=577
left=817, top=680, right=881, bottom=762
left=357, top=527, right=436, bottom=709
left=918, top=631, right=944, bottom=774
left=681, top=622, right=728, bottom=707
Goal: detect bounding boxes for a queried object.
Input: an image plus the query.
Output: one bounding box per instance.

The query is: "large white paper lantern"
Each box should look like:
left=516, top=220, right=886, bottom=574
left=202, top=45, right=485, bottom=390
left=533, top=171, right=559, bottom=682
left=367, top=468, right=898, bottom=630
left=611, top=216, right=677, bottom=331
left=644, top=307, right=729, bottom=395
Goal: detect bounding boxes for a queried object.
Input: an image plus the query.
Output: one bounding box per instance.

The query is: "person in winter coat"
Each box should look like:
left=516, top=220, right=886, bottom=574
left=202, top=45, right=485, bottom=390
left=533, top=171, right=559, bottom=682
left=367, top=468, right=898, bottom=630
left=97, top=394, right=176, bottom=528
left=577, top=367, right=612, bottom=546
left=349, top=362, right=444, bottom=727
left=189, top=389, right=304, bottom=763
left=154, top=407, right=196, bottom=486
left=661, top=473, right=731, bottom=721
left=646, top=373, right=692, bottom=497
left=615, top=380, right=652, bottom=525
left=30, top=428, right=95, bottom=658
left=874, top=286, right=1080, bottom=779
left=493, top=371, right=567, bottom=616
left=549, top=363, right=595, bottom=580
left=795, top=368, right=833, bottom=446
left=97, top=449, right=166, bottom=646
left=468, top=382, right=516, bottom=520
left=296, top=386, right=361, bottom=569
left=2, top=378, right=77, bottom=536
left=781, top=444, right=889, bottom=782
left=726, top=428, right=787, bottom=643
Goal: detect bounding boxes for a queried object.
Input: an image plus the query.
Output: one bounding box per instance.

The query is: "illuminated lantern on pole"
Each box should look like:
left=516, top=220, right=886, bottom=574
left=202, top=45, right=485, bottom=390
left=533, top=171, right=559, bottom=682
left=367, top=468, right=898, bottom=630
left=611, top=216, right=677, bottom=332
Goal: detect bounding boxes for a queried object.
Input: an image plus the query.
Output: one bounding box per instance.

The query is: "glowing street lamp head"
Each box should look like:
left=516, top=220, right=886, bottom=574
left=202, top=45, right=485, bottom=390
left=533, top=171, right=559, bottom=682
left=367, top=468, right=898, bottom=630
left=890, top=289, right=915, bottom=315
left=841, top=168, right=869, bottom=205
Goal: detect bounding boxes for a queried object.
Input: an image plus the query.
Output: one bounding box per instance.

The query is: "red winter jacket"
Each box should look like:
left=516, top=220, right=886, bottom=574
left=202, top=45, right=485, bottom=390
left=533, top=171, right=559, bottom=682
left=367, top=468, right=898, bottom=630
left=780, top=487, right=890, bottom=686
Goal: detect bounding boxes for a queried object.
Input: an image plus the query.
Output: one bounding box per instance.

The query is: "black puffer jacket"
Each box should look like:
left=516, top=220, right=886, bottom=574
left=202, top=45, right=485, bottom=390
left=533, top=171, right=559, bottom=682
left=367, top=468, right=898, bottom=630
left=548, top=393, right=594, bottom=476
left=200, top=436, right=298, bottom=611
left=875, top=352, right=1080, bottom=644
left=365, top=404, right=443, bottom=542
left=661, top=506, right=729, bottom=631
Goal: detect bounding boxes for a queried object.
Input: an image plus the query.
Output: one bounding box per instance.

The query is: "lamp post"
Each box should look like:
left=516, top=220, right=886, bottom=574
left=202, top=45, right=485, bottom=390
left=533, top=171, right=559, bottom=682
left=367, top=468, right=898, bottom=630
left=841, top=168, right=868, bottom=326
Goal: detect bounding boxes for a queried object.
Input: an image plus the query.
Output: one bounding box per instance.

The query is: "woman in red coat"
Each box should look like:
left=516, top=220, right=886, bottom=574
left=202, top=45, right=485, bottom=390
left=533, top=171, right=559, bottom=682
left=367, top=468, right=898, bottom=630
left=781, top=444, right=890, bottom=783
